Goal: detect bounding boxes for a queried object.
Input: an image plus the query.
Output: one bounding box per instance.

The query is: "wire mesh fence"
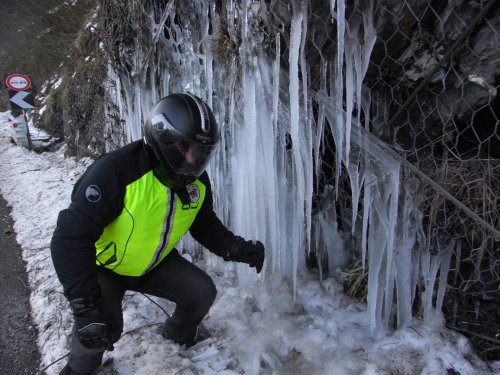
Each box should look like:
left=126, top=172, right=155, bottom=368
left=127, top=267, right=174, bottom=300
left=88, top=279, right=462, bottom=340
left=290, top=0, right=499, bottom=360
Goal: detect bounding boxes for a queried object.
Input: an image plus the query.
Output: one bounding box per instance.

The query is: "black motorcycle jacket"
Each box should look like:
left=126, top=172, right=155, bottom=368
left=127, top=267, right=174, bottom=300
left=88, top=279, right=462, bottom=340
left=51, top=140, right=237, bottom=300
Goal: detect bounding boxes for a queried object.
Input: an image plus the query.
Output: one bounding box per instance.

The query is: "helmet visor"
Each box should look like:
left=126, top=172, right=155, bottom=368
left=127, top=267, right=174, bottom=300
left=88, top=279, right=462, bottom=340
left=152, top=114, right=216, bottom=178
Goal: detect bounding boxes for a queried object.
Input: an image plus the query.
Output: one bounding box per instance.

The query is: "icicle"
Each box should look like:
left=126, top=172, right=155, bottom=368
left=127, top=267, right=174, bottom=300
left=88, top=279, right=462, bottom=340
left=234, top=61, right=259, bottom=285
left=299, top=2, right=313, bottom=259
left=344, top=0, right=376, bottom=233
left=423, top=236, right=453, bottom=322
left=314, top=61, right=328, bottom=193
left=424, top=254, right=439, bottom=321
left=395, top=185, right=417, bottom=327
left=289, top=4, right=305, bottom=297
left=347, top=161, right=361, bottom=233
left=436, top=240, right=453, bottom=313
left=366, top=184, right=387, bottom=335
left=344, top=32, right=354, bottom=164
left=105, top=0, right=443, bottom=338
left=270, top=33, right=286, bottom=270
left=361, top=0, right=376, bottom=77
left=344, top=33, right=359, bottom=231
left=333, top=0, right=345, bottom=192
left=361, top=176, right=371, bottom=272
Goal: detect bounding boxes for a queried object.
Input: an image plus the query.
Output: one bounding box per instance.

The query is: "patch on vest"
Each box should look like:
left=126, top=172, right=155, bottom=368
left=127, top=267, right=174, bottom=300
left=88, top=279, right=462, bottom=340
left=85, top=185, right=102, bottom=203
left=187, top=184, right=200, bottom=203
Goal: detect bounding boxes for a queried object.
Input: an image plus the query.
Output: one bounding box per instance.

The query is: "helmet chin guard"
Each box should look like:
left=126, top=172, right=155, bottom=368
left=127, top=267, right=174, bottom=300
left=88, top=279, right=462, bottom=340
left=143, top=93, right=219, bottom=188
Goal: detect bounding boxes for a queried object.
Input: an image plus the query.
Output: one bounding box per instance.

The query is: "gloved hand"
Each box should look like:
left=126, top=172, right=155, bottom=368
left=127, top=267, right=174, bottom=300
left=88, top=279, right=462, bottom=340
left=227, top=237, right=265, bottom=273
left=70, top=296, right=114, bottom=351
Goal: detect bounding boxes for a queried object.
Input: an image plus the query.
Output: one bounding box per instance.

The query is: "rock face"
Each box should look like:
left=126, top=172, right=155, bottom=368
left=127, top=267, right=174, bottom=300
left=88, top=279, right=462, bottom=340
left=365, top=0, right=500, bottom=159
left=54, top=0, right=499, bottom=166
left=69, top=0, right=499, bottom=160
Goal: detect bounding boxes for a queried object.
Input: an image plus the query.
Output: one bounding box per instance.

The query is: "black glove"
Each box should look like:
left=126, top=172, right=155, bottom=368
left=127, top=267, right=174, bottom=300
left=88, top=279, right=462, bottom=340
left=227, top=237, right=265, bottom=273
left=70, top=296, right=114, bottom=351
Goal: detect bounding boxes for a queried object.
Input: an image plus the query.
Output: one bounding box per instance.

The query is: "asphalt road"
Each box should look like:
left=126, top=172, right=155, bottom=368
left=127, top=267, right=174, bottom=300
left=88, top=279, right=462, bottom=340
left=0, top=193, right=40, bottom=374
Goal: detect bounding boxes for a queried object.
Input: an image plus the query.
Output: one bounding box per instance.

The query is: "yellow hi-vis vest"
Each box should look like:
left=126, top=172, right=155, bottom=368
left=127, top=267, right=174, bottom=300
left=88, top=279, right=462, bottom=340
left=94, top=170, right=206, bottom=276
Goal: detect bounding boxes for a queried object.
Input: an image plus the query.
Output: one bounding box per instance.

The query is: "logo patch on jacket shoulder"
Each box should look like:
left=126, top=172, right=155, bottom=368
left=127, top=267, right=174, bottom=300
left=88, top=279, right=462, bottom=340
left=85, top=185, right=102, bottom=202
left=187, top=184, right=200, bottom=203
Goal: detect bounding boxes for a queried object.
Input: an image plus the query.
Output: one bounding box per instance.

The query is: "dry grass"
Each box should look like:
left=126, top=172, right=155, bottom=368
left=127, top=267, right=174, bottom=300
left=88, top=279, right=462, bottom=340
left=340, top=260, right=368, bottom=303
left=417, top=156, right=500, bottom=359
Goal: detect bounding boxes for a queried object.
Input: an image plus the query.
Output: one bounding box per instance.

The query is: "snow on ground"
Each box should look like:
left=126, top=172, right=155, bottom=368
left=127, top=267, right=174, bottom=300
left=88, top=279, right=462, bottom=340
left=0, top=112, right=497, bottom=375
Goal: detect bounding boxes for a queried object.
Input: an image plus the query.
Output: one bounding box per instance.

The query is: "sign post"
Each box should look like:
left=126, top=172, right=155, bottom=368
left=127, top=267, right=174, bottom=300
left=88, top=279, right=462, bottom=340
left=5, top=74, right=35, bottom=150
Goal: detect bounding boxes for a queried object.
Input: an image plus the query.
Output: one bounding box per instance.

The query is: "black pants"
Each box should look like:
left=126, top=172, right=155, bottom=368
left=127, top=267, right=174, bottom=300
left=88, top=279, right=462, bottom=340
left=66, top=249, right=217, bottom=374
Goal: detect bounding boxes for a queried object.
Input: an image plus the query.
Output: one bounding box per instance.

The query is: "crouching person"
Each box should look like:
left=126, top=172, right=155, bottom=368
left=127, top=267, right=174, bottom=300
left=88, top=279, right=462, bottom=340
left=51, top=93, right=265, bottom=375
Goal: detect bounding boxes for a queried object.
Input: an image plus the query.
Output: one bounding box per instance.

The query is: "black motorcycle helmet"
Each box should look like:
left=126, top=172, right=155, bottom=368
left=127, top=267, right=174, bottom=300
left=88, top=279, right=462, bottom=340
left=143, top=93, right=219, bottom=188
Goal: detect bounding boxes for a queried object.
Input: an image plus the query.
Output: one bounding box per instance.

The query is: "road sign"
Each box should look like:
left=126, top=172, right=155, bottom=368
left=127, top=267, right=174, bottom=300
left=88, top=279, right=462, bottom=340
left=9, top=90, right=35, bottom=109
left=5, top=74, right=31, bottom=91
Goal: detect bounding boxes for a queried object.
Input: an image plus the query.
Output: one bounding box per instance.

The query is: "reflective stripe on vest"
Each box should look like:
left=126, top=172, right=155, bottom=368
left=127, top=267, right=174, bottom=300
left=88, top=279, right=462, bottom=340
left=95, top=171, right=206, bottom=276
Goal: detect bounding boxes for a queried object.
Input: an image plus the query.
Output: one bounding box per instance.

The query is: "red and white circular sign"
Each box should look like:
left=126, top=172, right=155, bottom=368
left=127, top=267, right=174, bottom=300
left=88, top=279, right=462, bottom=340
left=5, top=74, right=31, bottom=91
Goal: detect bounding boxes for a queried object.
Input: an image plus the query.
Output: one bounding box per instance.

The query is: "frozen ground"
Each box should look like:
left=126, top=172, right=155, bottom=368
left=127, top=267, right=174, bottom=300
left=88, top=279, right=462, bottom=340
left=0, top=112, right=498, bottom=374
